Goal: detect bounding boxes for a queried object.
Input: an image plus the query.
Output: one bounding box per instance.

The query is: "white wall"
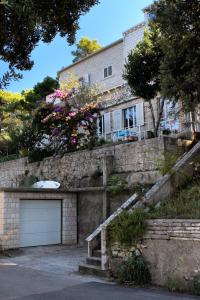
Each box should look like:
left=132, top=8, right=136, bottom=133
left=59, top=17, right=146, bottom=96
left=123, top=23, right=146, bottom=61
left=59, top=41, right=124, bottom=93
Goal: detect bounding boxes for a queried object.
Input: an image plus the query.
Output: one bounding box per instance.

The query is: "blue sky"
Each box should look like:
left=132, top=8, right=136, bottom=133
left=1, top=0, right=152, bottom=93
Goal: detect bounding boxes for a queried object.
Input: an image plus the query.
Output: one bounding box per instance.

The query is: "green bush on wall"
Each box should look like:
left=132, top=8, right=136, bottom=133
left=106, top=175, right=128, bottom=195
left=28, top=147, right=53, bottom=163
left=117, top=252, right=151, bottom=285
left=108, top=208, right=147, bottom=247
left=193, top=273, right=200, bottom=295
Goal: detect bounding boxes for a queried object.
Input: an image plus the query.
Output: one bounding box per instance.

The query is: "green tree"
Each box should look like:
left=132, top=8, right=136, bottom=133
left=71, top=37, right=102, bottom=63
left=123, top=24, right=164, bottom=136
left=0, top=0, right=99, bottom=88
left=152, top=0, right=200, bottom=134
left=22, top=76, right=59, bottom=110
left=0, top=90, right=28, bottom=155
left=0, top=76, right=59, bottom=156
left=0, top=90, right=26, bottom=134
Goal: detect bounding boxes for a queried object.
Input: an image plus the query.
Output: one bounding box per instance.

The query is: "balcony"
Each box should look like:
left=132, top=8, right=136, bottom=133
left=97, top=118, right=198, bottom=143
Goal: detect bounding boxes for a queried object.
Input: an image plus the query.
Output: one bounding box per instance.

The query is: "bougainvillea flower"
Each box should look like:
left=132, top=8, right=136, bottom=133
left=71, top=137, right=77, bottom=145
left=69, top=111, right=77, bottom=117
left=53, top=106, right=64, bottom=113
left=37, top=86, right=101, bottom=155
left=52, top=128, right=60, bottom=136
left=54, top=90, right=64, bottom=98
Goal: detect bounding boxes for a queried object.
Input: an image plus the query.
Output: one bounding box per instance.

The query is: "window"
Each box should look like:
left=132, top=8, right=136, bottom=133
left=104, top=66, right=112, bottom=78
left=97, top=112, right=112, bottom=137
left=78, top=74, right=90, bottom=86
left=123, top=106, right=137, bottom=128
left=79, top=77, right=84, bottom=86
left=160, top=100, right=179, bottom=131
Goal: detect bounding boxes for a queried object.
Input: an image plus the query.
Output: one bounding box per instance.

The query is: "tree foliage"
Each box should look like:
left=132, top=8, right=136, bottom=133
left=60, top=72, right=102, bottom=106
left=0, top=90, right=27, bottom=155
left=22, top=76, right=59, bottom=110
left=71, top=37, right=102, bottom=63
left=123, top=24, right=164, bottom=136
left=124, top=0, right=200, bottom=135
left=0, top=0, right=99, bottom=88
left=0, top=76, right=58, bottom=156
left=152, top=0, right=200, bottom=122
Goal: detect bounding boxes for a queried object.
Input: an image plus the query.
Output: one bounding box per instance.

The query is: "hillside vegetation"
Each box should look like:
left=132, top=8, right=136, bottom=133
left=148, top=179, right=200, bottom=219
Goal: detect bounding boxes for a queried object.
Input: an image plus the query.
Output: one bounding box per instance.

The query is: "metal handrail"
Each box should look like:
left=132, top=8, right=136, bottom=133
left=86, top=193, right=138, bottom=270
left=86, top=193, right=138, bottom=242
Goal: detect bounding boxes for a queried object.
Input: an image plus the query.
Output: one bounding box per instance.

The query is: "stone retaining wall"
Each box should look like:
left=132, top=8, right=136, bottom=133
left=110, top=219, right=200, bottom=291
left=0, top=138, right=165, bottom=189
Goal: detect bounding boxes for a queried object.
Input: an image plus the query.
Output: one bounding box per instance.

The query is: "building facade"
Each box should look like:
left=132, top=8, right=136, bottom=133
left=57, top=8, right=191, bottom=142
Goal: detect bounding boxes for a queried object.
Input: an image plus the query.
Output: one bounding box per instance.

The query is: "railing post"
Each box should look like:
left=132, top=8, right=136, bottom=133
left=88, top=241, right=92, bottom=258
left=101, top=225, right=108, bottom=270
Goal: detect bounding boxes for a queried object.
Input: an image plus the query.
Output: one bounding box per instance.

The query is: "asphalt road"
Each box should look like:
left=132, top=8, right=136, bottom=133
left=0, top=246, right=199, bottom=300
left=16, top=283, right=200, bottom=300
left=0, top=265, right=198, bottom=300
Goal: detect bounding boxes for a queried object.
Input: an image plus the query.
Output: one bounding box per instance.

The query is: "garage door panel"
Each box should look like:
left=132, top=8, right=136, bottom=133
left=21, top=221, right=61, bottom=234
left=20, top=200, right=61, bottom=247
left=20, top=232, right=61, bottom=247
left=21, top=201, right=61, bottom=209
left=20, top=209, right=60, bottom=222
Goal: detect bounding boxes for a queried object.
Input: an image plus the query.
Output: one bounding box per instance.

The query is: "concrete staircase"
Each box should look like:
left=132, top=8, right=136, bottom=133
left=79, top=247, right=110, bottom=278
left=79, top=193, right=139, bottom=278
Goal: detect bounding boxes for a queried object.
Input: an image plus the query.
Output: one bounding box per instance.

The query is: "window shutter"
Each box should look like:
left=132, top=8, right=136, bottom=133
left=97, top=116, right=100, bottom=135
left=136, top=102, right=144, bottom=126
left=104, top=68, right=108, bottom=78
left=113, top=109, right=122, bottom=131
left=104, top=112, right=111, bottom=134
left=108, top=66, right=112, bottom=76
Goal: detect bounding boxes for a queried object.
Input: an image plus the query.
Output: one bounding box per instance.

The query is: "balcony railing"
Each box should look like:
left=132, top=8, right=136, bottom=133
left=98, top=119, right=200, bottom=142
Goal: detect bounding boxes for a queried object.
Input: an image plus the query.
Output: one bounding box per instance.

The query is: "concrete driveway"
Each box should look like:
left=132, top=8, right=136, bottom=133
left=0, top=246, right=198, bottom=300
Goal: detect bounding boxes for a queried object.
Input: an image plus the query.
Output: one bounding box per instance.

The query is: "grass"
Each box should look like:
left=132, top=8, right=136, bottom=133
left=147, top=183, right=200, bottom=219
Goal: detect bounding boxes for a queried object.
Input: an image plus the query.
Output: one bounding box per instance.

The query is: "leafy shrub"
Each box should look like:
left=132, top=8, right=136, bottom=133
left=117, top=252, right=151, bottom=285
left=28, top=147, right=53, bottom=163
left=166, top=277, right=179, bottom=292
left=106, top=175, right=128, bottom=195
left=193, top=273, right=200, bottom=295
left=108, top=209, right=147, bottom=247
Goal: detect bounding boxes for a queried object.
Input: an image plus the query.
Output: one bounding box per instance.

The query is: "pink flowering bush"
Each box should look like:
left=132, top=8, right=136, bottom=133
left=31, top=88, right=101, bottom=156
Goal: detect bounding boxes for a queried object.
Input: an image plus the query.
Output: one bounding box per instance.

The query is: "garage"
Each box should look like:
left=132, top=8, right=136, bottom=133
left=20, top=200, right=61, bottom=247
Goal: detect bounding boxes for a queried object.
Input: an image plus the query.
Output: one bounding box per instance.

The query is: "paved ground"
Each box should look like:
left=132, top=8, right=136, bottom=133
left=0, top=246, right=198, bottom=300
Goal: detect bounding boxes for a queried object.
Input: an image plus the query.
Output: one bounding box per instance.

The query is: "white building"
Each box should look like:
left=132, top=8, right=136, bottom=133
left=57, top=7, right=192, bottom=142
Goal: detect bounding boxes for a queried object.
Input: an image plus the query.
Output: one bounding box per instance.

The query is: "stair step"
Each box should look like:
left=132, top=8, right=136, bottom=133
left=86, top=256, right=101, bottom=267
left=79, top=264, right=109, bottom=278
left=93, top=249, right=101, bottom=257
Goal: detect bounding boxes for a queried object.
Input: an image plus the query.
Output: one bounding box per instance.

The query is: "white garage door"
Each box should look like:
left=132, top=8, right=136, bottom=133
left=20, top=200, right=61, bottom=247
